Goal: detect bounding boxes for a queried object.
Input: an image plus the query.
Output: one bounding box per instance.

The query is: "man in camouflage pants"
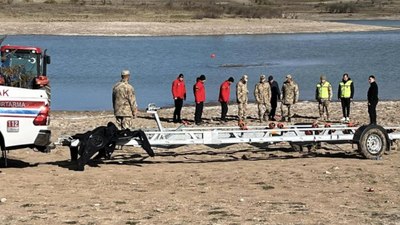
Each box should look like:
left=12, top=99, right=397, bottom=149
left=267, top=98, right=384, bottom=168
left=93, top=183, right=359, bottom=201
left=112, top=69, right=137, bottom=129
left=281, top=74, right=299, bottom=122
left=316, top=75, right=333, bottom=121
left=254, top=74, right=271, bottom=122
left=236, top=74, right=249, bottom=121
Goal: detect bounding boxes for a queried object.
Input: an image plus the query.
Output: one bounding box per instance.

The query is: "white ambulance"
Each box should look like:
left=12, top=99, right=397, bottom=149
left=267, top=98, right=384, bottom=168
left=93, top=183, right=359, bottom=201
left=0, top=44, right=51, bottom=165
left=0, top=86, right=50, bottom=149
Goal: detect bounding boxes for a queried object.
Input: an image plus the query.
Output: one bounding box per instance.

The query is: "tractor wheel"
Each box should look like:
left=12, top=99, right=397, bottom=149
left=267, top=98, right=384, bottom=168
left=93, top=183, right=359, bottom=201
left=358, top=127, right=387, bottom=159
left=42, top=84, right=51, bottom=105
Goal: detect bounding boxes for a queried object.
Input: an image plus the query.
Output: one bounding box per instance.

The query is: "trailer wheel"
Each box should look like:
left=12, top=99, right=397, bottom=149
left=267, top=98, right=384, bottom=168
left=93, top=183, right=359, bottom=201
left=358, top=127, right=387, bottom=159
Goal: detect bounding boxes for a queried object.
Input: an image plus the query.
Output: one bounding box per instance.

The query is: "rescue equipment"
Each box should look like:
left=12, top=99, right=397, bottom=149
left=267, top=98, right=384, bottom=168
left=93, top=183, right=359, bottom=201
left=57, top=104, right=400, bottom=171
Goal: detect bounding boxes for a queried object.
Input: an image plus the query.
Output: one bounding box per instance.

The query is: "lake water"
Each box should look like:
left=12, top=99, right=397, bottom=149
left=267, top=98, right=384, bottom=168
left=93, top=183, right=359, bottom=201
left=4, top=21, right=400, bottom=110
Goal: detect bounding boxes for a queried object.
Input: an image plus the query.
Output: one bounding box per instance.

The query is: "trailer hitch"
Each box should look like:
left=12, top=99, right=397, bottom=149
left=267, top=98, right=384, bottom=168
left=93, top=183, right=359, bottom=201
left=68, top=122, right=154, bottom=171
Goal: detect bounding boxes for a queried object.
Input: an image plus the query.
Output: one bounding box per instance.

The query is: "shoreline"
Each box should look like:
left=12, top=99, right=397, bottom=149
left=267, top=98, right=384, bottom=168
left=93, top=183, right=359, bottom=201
left=50, top=99, right=400, bottom=113
left=1, top=19, right=399, bottom=36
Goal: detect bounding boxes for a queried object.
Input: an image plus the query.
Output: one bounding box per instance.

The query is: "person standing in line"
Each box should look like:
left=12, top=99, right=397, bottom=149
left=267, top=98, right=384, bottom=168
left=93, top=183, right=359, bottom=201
left=194, top=75, right=206, bottom=125
left=367, top=75, right=379, bottom=124
left=171, top=73, right=186, bottom=123
left=236, top=74, right=249, bottom=121
left=254, top=74, right=271, bottom=122
left=338, top=73, right=354, bottom=122
left=281, top=74, right=299, bottom=122
left=315, top=75, right=333, bottom=121
left=112, top=69, right=137, bottom=129
left=218, top=77, right=235, bottom=122
left=268, top=75, right=280, bottom=121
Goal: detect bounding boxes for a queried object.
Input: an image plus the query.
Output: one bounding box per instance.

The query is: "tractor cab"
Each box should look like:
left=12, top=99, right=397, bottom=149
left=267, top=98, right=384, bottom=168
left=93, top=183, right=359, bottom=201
left=0, top=45, right=51, bottom=89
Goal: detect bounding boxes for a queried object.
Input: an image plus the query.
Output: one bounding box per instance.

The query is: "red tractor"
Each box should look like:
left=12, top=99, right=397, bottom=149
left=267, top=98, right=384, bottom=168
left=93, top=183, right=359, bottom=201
left=0, top=44, right=51, bottom=93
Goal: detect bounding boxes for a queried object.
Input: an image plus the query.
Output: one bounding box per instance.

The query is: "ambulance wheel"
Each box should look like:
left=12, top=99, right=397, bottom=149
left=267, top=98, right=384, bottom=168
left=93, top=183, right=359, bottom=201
left=358, top=127, right=387, bottom=159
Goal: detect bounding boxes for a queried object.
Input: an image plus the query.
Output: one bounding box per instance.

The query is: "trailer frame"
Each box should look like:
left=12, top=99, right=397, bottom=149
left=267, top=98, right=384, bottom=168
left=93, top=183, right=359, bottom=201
left=56, top=104, right=400, bottom=170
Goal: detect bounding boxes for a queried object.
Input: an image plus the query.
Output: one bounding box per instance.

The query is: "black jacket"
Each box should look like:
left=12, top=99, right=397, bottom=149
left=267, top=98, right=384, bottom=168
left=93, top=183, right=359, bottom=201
left=368, top=81, right=379, bottom=103
left=269, top=80, right=281, bottom=101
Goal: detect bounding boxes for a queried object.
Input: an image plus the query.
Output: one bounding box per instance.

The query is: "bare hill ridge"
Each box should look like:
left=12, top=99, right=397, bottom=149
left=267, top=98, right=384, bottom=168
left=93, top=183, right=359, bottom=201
left=1, top=0, right=400, bottom=22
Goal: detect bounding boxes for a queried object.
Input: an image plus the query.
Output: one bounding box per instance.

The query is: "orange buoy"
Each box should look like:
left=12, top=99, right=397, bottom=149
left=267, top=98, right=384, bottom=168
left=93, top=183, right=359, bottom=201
left=268, top=122, right=276, bottom=129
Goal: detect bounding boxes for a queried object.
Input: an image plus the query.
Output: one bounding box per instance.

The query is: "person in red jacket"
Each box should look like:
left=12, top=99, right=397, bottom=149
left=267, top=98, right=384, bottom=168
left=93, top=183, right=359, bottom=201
left=171, top=73, right=186, bottom=123
left=218, top=77, right=235, bottom=122
left=193, top=74, right=206, bottom=125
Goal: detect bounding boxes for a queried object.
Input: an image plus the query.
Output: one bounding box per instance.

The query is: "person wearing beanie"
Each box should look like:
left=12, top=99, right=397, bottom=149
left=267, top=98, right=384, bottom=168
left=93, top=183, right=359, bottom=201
left=171, top=73, right=186, bottom=123
left=338, top=73, right=354, bottom=123
left=218, top=77, right=235, bottom=122
left=268, top=75, right=281, bottom=121
left=112, top=69, right=137, bottom=129
left=236, top=74, right=249, bottom=121
left=193, top=74, right=206, bottom=125
left=254, top=74, right=271, bottom=123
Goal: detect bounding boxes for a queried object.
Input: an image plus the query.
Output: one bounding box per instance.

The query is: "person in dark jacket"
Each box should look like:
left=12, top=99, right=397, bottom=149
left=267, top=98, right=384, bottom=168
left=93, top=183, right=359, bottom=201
left=367, top=75, right=379, bottom=124
left=194, top=75, right=206, bottom=125
left=171, top=73, right=186, bottom=123
left=338, top=73, right=354, bottom=122
left=268, top=75, right=280, bottom=121
left=218, top=77, right=234, bottom=122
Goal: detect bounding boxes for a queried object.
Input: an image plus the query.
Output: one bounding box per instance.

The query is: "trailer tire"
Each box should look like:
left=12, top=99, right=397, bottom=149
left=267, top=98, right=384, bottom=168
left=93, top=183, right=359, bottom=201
left=358, top=127, right=387, bottom=159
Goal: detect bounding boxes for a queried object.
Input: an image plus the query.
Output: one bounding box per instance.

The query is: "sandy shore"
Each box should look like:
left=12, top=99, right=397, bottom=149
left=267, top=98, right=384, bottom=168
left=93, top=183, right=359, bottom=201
left=1, top=101, right=400, bottom=224
left=1, top=16, right=400, bottom=224
left=1, top=19, right=398, bottom=36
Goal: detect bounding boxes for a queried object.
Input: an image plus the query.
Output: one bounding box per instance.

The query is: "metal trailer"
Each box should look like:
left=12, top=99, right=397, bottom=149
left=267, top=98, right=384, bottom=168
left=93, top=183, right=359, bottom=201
left=57, top=104, right=400, bottom=171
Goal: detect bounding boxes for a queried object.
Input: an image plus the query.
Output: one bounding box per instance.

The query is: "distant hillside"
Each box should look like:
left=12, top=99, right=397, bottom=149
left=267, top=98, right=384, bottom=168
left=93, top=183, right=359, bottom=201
left=0, top=0, right=399, bottom=22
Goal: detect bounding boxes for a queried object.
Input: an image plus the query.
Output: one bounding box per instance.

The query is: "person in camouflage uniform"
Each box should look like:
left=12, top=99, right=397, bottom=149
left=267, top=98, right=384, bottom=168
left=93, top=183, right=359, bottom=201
left=236, top=74, right=249, bottom=121
left=281, top=74, right=299, bottom=122
left=254, top=74, right=271, bottom=122
left=112, top=69, right=137, bottom=129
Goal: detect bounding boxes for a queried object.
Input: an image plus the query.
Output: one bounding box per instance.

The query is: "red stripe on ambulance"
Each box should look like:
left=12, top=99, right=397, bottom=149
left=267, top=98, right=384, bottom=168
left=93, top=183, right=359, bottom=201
left=0, top=101, right=46, bottom=108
